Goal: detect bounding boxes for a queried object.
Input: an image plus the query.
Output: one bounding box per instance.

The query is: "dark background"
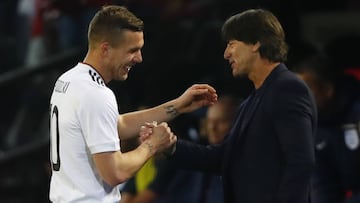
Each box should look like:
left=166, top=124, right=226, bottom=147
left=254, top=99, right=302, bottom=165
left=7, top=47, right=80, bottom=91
left=0, top=0, right=359, bottom=202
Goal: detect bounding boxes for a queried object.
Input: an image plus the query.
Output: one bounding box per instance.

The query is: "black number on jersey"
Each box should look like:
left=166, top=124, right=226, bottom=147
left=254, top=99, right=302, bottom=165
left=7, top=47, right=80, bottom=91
left=50, top=104, right=61, bottom=171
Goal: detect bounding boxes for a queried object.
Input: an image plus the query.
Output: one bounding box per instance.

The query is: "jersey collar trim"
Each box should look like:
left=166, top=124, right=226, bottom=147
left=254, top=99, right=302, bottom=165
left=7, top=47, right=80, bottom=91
left=79, top=62, right=106, bottom=86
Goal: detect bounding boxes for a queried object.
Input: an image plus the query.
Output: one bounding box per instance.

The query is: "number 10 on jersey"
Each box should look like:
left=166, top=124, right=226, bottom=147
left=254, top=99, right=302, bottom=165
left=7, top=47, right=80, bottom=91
left=50, top=104, right=61, bottom=171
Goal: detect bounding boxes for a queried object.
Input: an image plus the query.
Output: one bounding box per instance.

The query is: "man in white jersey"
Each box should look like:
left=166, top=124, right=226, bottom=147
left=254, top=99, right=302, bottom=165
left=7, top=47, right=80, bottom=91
left=49, top=5, right=217, bottom=203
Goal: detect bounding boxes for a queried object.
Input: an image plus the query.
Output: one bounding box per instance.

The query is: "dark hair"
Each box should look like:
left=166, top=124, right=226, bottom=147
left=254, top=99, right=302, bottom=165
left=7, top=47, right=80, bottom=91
left=221, top=9, right=288, bottom=62
left=88, top=5, right=144, bottom=48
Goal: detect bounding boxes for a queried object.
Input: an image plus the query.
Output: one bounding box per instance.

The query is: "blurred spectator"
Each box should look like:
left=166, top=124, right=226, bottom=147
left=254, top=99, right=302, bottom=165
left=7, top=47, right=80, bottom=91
left=197, top=95, right=241, bottom=203
left=15, top=0, right=36, bottom=66
left=292, top=53, right=360, bottom=203
left=48, top=0, right=115, bottom=51
left=11, top=0, right=119, bottom=68
left=203, top=95, right=241, bottom=145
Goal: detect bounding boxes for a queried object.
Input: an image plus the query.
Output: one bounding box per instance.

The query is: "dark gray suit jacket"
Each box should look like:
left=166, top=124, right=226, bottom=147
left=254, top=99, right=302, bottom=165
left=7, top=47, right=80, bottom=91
left=170, top=63, right=317, bottom=203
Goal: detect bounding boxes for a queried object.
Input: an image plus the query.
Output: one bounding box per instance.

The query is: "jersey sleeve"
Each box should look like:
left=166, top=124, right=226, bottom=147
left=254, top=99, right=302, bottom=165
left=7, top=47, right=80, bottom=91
left=78, top=87, right=120, bottom=154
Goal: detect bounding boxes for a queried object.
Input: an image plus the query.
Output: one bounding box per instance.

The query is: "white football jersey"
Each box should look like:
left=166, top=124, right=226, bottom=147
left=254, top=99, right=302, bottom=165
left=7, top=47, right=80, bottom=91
left=49, top=63, right=121, bottom=203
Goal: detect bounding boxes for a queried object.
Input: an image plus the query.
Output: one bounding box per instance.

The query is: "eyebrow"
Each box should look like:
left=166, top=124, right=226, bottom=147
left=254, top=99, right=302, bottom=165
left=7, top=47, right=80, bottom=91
left=129, top=46, right=141, bottom=53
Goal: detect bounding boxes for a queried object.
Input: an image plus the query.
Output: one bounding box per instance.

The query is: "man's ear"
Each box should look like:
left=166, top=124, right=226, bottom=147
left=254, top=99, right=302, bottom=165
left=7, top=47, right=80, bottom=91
left=252, top=41, right=261, bottom=52
left=100, top=42, right=111, bottom=57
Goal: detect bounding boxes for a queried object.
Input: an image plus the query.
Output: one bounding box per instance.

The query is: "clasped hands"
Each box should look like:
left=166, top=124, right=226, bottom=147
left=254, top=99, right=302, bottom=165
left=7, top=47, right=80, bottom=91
left=139, top=84, right=217, bottom=156
left=140, top=121, right=177, bottom=156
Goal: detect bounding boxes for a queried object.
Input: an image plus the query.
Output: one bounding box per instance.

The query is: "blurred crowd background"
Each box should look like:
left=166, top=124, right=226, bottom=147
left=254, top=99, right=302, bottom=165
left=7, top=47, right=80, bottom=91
left=0, top=0, right=359, bottom=202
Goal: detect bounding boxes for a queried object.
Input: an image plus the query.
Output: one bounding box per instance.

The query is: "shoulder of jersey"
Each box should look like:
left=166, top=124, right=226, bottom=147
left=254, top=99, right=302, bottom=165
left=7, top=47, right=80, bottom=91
left=66, top=63, right=106, bottom=88
left=87, top=69, right=105, bottom=87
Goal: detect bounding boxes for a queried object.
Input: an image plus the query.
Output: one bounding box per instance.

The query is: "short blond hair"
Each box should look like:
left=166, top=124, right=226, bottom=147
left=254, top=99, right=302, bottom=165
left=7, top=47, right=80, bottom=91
left=88, top=5, right=144, bottom=49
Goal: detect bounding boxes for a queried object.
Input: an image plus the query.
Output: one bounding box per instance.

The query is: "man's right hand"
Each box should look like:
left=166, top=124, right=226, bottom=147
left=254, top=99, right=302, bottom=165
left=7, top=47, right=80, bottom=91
left=141, top=122, right=177, bottom=155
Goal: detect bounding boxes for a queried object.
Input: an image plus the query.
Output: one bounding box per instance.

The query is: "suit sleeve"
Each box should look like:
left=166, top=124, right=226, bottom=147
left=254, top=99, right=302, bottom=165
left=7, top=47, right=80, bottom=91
left=121, top=177, right=137, bottom=195
left=267, top=78, right=316, bottom=203
left=168, top=139, right=225, bottom=175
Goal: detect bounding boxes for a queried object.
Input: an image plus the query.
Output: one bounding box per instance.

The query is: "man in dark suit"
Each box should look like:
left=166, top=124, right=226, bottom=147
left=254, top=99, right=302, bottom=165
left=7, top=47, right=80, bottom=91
left=141, top=8, right=317, bottom=203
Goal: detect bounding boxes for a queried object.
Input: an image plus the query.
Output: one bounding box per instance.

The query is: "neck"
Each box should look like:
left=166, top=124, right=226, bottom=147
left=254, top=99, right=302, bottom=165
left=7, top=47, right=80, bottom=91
left=249, top=60, right=280, bottom=89
left=83, top=51, right=111, bottom=83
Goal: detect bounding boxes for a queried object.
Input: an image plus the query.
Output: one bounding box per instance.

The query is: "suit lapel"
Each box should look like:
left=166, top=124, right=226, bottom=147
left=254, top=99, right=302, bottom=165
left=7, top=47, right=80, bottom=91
left=237, top=92, right=260, bottom=140
left=236, top=64, right=288, bottom=142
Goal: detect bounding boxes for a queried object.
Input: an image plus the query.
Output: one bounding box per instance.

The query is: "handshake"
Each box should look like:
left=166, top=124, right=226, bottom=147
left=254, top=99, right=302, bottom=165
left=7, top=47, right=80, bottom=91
left=139, top=121, right=177, bottom=157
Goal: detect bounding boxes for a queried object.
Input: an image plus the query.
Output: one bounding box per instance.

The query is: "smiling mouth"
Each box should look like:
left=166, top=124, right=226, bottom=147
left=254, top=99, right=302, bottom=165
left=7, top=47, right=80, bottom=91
left=229, top=61, right=234, bottom=68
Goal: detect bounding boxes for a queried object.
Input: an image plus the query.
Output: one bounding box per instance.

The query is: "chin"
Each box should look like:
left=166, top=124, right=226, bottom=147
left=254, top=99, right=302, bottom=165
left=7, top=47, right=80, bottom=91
left=233, top=69, right=244, bottom=77
left=232, top=70, right=239, bottom=77
left=120, top=72, right=129, bottom=80
left=120, top=76, right=128, bottom=81
left=114, top=75, right=127, bottom=81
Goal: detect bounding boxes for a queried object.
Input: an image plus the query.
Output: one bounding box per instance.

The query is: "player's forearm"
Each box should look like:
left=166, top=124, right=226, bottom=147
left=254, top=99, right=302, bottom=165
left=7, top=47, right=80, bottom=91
left=118, top=99, right=180, bottom=140
left=115, top=142, right=155, bottom=181
left=94, top=141, right=155, bottom=187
